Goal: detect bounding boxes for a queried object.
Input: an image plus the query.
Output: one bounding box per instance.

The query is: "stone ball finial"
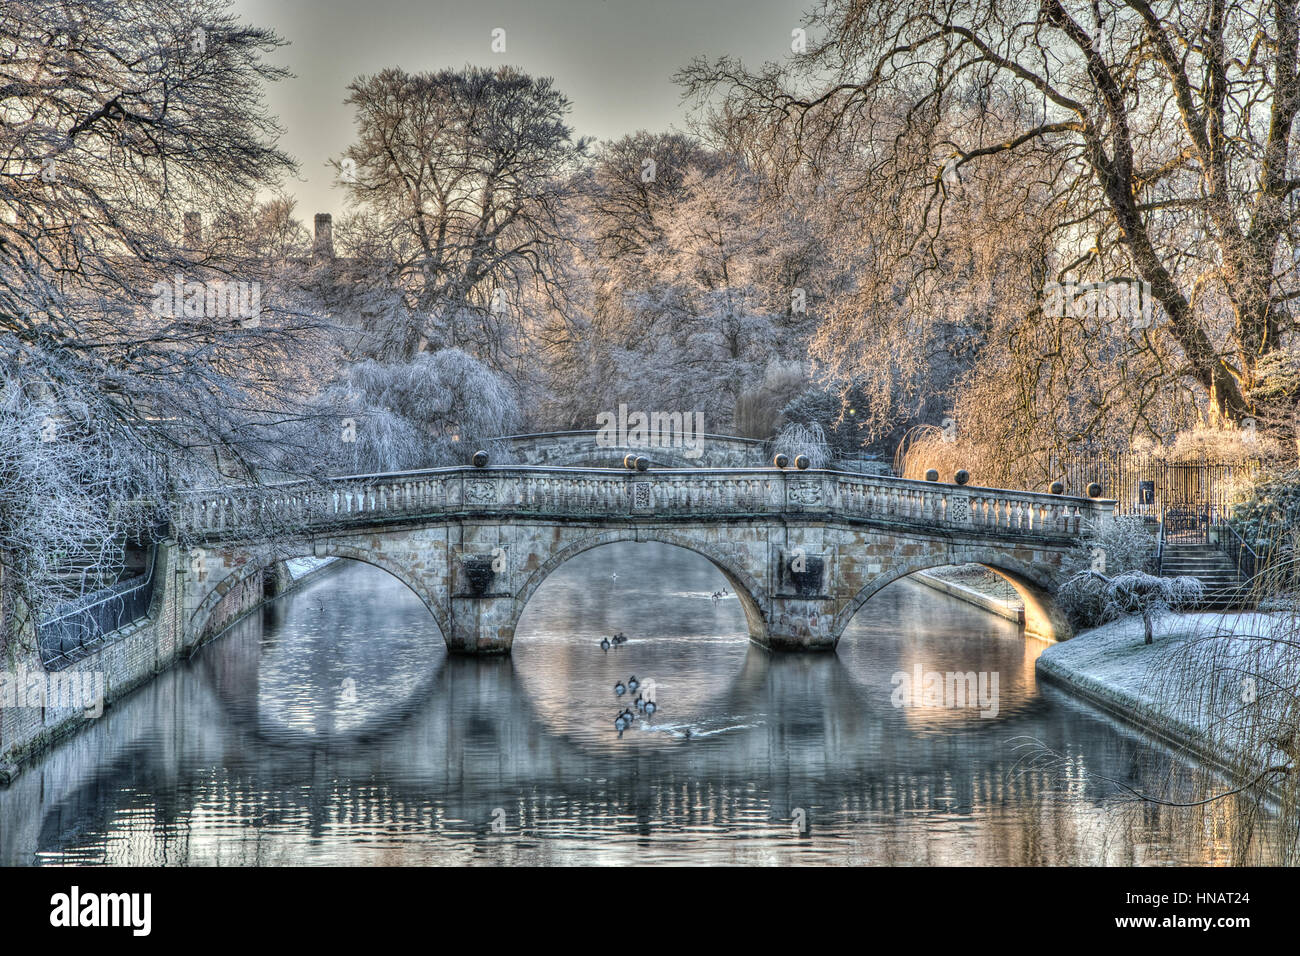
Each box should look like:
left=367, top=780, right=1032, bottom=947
left=472, top=450, right=489, bottom=468
left=774, top=453, right=790, bottom=469
left=954, top=469, right=970, bottom=485
left=1050, top=480, right=1064, bottom=495
left=794, top=454, right=810, bottom=470
left=623, top=454, right=637, bottom=469
left=635, top=456, right=649, bottom=472
left=925, top=468, right=939, bottom=482
left=1086, top=482, right=1103, bottom=498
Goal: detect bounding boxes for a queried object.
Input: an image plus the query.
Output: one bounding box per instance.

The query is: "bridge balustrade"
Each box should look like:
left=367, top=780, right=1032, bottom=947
left=176, top=467, right=1105, bottom=544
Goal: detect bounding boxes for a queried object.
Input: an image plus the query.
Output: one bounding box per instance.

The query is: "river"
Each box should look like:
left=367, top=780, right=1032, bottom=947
left=0, top=543, right=1267, bottom=865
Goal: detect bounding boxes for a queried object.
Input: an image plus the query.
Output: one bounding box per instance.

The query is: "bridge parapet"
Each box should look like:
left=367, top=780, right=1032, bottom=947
left=176, top=466, right=1111, bottom=543
left=499, top=430, right=771, bottom=468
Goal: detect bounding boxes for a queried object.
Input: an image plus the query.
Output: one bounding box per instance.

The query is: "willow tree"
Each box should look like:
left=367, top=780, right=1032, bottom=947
left=680, top=0, right=1300, bottom=438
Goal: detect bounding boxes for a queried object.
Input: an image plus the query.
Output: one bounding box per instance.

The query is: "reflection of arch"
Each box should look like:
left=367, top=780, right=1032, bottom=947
left=511, top=530, right=769, bottom=642
left=188, top=545, right=450, bottom=646
left=194, top=622, right=449, bottom=750
left=833, top=549, right=1071, bottom=645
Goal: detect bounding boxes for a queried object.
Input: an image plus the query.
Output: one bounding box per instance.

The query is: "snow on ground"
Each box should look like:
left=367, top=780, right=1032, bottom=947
left=283, top=556, right=338, bottom=581
left=1038, top=610, right=1299, bottom=773
left=924, top=563, right=1023, bottom=605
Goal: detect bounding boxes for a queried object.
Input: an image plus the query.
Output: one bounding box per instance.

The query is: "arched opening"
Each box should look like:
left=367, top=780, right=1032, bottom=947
left=187, top=545, right=451, bottom=649
left=835, top=562, right=1054, bottom=727
left=832, top=555, right=1071, bottom=647
left=191, top=556, right=448, bottom=745
left=511, top=538, right=761, bottom=748
left=511, top=531, right=768, bottom=646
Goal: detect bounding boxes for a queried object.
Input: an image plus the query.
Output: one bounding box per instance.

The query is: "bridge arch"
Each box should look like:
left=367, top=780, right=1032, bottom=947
left=188, top=544, right=452, bottom=648
left=509, top=529, right=769, bottom=644
left=831, top=549, right=1072, bottom=646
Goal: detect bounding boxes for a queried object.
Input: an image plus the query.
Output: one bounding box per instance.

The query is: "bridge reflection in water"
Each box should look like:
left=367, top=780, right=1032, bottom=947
left=0, top=545, right=1267, bottom=865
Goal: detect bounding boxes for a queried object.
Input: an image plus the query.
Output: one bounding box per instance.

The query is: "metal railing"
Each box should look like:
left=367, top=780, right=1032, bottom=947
left=1215, top=518, right=1261, bottom=583
left=37, top=545, right=160, bottom=671
left=1156, top=514, right=1166, bottom=575
left=1056, top=452, right=1269, bottom=517
left=1161, top=504, right=1212, bottom=544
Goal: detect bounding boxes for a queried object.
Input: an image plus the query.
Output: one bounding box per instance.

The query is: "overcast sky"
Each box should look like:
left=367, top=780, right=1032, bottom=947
left=230, top=0, right=811, bottom=218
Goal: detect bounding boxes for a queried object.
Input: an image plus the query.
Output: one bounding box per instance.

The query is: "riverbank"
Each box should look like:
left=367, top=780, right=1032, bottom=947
left=913, top=566, right=1024, bottom=625
left=1036, top=610, right=1295, bottom=796
left=0, top=554, right=341, bottom=786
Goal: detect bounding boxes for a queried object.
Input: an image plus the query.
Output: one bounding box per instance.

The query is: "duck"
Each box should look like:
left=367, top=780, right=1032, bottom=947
left=614, top=681, right=626, bottom=696
left=627, top=676, right=639, bottom=693
left=644, top=701, right=656, bottom=716
left=682, top=727, right=691, bottom=739
left=615, top=716, right=627, bottom=732
left=600, top=637, right=610, bottom=651
left=635, top=696, right=645, bottom=712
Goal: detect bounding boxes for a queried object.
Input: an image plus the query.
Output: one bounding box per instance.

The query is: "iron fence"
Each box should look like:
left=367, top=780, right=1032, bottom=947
left=1054, top=453, right=1271, bottom=519
left=38, top=546, right=159, bottom=670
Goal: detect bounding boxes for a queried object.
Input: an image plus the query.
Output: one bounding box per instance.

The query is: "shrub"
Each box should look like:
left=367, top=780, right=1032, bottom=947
left=771, top=422, right=831, bottom=467
left=1055, top=514, right=1159, bottom=628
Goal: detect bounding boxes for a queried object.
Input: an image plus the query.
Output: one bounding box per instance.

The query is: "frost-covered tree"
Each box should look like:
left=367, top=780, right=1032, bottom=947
left=0, top=381, right=146, bottom=659
left=1087, top=570, right=1206, bottom=645
left=1056, top=515, right=1160, bottom=627
left=334, top=66, right=589, bottom=368
left=552, top=141, right=819, bottom=429
left=772, top=422, right=831, bottom=468
left=680, top=0, right=1300, bottom=434
left=289, top=350, right=522, bottom=475
left=1, top=0, right=326, bottom=645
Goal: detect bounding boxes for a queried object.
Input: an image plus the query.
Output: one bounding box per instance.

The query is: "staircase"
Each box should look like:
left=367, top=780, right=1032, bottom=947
left=45, top=536, right=129, bottom=601
left=1159, top=542, right=1250, bottom=608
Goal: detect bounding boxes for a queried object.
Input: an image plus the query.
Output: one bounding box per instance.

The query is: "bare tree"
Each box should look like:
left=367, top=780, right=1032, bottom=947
left=1, top=0, right=325, bottom=649
left=679, top=0, right=1300, bottom=435
left=334, top=66, right=589, bottom=368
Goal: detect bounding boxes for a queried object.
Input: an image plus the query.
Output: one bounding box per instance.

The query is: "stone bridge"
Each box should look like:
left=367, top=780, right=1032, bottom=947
left=498, top=429, right=771, bottom=469
left=176, top=466, right=1113, bottom=654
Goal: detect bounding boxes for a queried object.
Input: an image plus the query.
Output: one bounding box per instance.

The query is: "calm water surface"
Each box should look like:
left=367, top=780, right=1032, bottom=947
left=0, top=543, right=1260, bottom=865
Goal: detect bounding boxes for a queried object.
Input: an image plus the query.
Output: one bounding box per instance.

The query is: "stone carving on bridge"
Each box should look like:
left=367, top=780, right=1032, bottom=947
left=465, top=479, right=497, bottom=505
left=631, top=481, right=652, bottom=512
left=786, top=483, right=823, bottom=506
left=776, top=548, right=830, bottom=599
left=456, top=552, right=509, bottom=597
left=948, top=495, right=973, bottom=525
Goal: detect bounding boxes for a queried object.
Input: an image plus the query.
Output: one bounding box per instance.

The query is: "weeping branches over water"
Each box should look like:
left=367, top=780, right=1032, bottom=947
left=0, top=0, right=339, bottom=645
left=1134, top=537, right=1300, bottom=863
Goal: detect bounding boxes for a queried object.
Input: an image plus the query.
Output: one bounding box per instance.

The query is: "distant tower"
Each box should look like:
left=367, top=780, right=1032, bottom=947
left=313, top=213, right=334, bottom=261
